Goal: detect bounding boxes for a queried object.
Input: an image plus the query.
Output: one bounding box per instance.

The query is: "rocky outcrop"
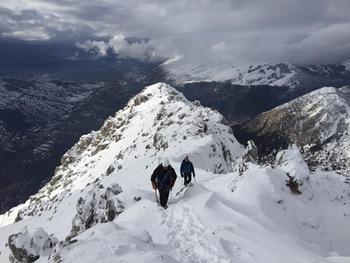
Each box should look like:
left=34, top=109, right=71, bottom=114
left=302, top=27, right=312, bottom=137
left=235, top=140, right=258, bottom=175
left=8, top=228, right=58, bottom=263
left=68, top=184, right=124, bottom=239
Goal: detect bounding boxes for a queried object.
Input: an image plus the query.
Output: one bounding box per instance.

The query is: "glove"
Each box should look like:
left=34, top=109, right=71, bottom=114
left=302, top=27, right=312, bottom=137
left=152, top=181, right=157, bottom=190
left=170, top=180, right=175, bottom=189
left=181, top=173, right=184, bottom=177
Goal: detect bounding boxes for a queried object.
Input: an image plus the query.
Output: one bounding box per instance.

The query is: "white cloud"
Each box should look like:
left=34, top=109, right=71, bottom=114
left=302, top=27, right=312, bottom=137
left=3, top=28, right=50, bottom=41
left=77, top=40, right=109, bottom=56
left=108, top=35, right=158, bottom=61
left=211, top=41, right=227, bottom=53
left=78, top=34, right=179, bottom=62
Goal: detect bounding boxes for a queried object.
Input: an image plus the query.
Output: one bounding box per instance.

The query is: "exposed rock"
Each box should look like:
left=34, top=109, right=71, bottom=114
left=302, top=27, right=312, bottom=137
left=8, top=228, right=58, bottom=263
left=68, top=184, right=124, bottom=239
left=235, top=140, right=258, bottom=175
left=133, top=94, right=148, bottom=106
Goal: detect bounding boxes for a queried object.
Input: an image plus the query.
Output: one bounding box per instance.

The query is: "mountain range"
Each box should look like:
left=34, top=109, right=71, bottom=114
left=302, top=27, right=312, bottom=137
left=162, top=58, right=350, bottom=89
left=1, top=58, right=350, bottom=213
left=0, top=83, right=349, bottom=263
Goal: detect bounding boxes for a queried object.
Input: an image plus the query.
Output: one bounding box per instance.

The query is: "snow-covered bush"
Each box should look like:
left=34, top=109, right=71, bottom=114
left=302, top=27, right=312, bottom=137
left=276, top=146, right=310, bottom=182
left=276, top=146, right=310, bottom=194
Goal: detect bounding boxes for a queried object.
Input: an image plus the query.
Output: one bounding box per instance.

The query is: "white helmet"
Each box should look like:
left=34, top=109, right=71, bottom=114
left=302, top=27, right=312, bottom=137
left=162, top=158, right=170, bottom=167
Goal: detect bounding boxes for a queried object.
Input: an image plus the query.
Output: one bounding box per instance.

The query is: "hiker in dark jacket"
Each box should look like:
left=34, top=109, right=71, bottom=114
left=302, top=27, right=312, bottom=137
left=151, top=158, right=177, bottom=208
left=180, top=155, right=195, bottom=186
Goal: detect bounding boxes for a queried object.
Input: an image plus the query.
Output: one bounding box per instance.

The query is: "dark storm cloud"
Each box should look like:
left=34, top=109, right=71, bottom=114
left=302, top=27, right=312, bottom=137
left=0, top=0, right=349, bottom=64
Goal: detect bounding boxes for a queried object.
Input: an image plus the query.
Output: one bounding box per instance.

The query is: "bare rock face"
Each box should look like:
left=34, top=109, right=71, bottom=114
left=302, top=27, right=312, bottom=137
left=8, top=228, right=58, bottom=263
left=68, top=184, right=124, bottom=239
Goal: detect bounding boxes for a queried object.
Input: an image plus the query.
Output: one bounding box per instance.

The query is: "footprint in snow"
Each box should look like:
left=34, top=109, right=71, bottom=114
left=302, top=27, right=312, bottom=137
left=162, top=205, right=232, bottom=263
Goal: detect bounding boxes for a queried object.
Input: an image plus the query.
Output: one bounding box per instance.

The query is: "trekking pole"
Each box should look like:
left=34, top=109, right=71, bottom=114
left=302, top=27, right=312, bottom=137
left=155, top=189, right=160, bottom=205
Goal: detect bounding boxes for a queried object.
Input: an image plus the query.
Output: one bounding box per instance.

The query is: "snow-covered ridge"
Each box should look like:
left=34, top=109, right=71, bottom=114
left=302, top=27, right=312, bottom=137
left=240, top=86, right=350, bottom=175
left=162, top=58, right=350, bottom=88
left=162, top=59, right=299, bottom=87
left=0, top=82, right=242, bottom=225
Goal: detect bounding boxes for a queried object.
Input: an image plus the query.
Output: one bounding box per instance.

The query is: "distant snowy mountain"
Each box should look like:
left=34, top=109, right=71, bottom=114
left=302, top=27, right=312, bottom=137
left=234, top=86, right=350, bottom=175
left=0, top=83, right=349, bottom=263
left=162, top=58, right=350, bottom=89
left=163, top=59, right=299, bottom=87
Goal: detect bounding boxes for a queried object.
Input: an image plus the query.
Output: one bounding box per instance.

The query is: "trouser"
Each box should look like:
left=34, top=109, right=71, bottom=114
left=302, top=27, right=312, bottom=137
left=158, top=187, right=170, bottom=208
left=184, top=173, right=192, bottom=186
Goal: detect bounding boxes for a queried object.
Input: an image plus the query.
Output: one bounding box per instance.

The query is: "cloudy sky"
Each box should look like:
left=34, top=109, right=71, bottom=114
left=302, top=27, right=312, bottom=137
left=0, top=0, right=350, bottom=65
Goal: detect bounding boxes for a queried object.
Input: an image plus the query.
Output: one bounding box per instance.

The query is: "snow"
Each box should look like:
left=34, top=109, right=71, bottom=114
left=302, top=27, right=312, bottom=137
left=276, top=146, right=310, bottom=182
left=5, top=159, right=347, bottom=263
left=8, top=227, right=58, bottom=262
left=271, top=86, right=350, bottom=174
left=0, top=83, right=349, bottom=262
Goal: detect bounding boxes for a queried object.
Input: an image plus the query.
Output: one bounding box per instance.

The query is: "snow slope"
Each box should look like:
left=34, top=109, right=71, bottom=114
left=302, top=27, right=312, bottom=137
left=0, top=83, right=349, bottom=263
left=1, top=152, right=349, bottom=263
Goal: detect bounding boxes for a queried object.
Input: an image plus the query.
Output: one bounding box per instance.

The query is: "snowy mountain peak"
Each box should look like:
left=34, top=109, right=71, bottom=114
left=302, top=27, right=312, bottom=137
left=0, top=82, right=242, bottom=226
left=134, top=82, right=183, bottom=99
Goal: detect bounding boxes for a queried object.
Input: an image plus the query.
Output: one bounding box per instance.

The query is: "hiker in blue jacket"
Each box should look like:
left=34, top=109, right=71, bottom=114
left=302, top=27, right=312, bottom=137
left=180, top=155, right=195, bottom=186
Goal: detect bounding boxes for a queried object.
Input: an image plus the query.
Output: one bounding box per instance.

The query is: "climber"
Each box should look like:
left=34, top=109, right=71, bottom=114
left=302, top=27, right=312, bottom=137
left=151, top=158, right=177, bottom=209
left=180, top=155, right=195, bottom=186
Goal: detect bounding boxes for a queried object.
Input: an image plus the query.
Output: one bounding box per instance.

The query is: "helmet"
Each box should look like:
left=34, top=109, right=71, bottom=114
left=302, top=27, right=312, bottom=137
left=184, top=154, right=189, bottom=160
left=162, top=158, right=170, bottom=167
